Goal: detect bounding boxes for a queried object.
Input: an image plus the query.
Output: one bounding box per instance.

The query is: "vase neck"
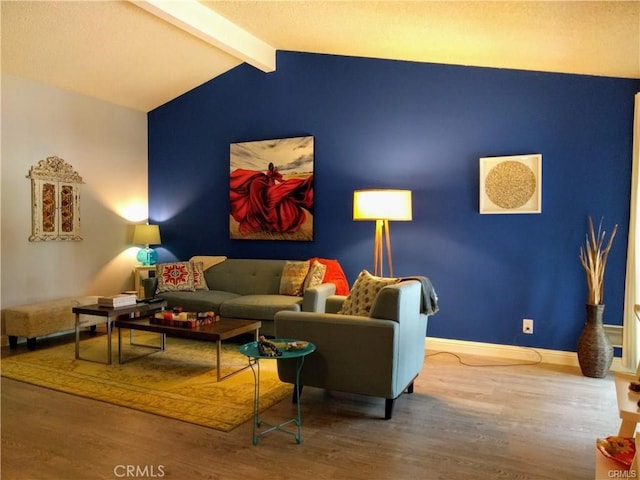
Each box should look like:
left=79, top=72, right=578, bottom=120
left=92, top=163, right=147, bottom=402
left=586, top=304, right=605, bottom=324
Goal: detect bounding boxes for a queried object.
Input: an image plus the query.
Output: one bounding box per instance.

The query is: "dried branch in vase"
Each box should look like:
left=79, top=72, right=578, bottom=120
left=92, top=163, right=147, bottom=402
left=579, top=216, right=617, bottom=305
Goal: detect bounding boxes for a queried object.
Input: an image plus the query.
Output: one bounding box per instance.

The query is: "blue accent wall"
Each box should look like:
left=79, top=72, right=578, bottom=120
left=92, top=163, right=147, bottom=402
left=148, top=51, right=639, bottom=353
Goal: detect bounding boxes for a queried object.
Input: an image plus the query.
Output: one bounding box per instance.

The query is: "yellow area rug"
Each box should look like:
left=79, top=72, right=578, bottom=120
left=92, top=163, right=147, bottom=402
left=1, top=332, right=292, bottom=432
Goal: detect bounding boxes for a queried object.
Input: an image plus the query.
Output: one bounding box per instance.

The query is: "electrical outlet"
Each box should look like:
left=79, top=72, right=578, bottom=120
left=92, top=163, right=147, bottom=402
left=523, top=319, right=534, bottom=334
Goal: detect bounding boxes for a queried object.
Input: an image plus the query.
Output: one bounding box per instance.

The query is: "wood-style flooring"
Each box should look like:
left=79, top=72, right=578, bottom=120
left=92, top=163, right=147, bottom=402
left=1, top=335, right=622, bottom=480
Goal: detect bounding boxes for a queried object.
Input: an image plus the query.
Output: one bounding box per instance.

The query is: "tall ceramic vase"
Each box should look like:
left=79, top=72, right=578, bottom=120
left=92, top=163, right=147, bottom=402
left=577, top=304, right=613, bottom=378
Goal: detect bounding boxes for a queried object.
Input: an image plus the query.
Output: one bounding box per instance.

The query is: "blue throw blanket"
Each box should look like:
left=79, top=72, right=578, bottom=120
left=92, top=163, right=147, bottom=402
left=400, top=276, right=439, bottom=316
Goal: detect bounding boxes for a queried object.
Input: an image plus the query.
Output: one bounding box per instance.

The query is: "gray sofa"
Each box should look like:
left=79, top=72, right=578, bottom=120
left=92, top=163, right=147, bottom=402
left=274, top=278, right=433, bottom=419
left=143, top=258, right=336, bottom=336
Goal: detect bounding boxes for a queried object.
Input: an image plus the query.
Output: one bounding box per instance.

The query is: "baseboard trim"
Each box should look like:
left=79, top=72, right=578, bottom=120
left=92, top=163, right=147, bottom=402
left=426, top=336, right=628, bottom=373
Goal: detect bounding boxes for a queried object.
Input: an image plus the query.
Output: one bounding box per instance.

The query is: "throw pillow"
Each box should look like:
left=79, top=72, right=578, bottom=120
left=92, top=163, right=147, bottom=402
left=156, top=262, right=196, bottom=293
left=303, top=260, right=327, bottom=292
left=338, top=269, right=399, bottom=317
left=191, top=261, right=209, bottom=291
left=308, top=257, right=350, bottom=295
left=279, top=261, right=310, bottom=296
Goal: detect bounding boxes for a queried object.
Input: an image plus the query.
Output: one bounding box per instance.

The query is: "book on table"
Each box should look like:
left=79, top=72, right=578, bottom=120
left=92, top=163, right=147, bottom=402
left=97, top=294, right=137, bottom=308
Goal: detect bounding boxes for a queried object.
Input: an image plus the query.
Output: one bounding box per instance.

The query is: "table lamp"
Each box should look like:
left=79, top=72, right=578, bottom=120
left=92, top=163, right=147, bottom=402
left=353, top=189, right=412, bottom=277
left=132, top=224, right=161, bottom=266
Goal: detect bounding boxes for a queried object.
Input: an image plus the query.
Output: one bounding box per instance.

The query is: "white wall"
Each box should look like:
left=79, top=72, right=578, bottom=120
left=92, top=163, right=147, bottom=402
left=1, top=75, right=149, bottom=338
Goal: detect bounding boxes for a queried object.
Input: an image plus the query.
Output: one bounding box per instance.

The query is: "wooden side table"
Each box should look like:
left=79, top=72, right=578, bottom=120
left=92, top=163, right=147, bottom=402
left=133, top=266, right=156, bottom=299
left=614, top=373, right=640, bottom=436
left=239, top=339, right=315, bottom=445
left=598, top=305, right=640, bottom=478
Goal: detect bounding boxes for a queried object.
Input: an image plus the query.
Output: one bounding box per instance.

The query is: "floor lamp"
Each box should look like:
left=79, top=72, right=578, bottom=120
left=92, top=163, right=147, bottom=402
left=353, top=189, right=412, bottom=277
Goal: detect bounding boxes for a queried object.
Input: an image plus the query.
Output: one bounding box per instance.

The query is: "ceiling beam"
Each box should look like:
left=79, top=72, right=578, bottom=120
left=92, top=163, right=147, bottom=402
left=131, top=0, right=276, bottom=73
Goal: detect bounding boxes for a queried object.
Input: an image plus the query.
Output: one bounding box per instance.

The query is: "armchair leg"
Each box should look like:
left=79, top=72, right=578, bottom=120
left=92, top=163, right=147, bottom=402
left=385, top=380, right=416, bottom=419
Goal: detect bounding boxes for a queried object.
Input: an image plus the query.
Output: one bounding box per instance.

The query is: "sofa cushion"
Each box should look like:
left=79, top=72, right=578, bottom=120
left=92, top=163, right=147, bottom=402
left=219, top=295, right=302, bottom=321
left=279, top=261, right=310, bottom=296
left=156, top=262, right=195, bottom=293
left=308, top=258, right=350, bottom=295
left=204, top=259, right=286, bottom=295
left=303, top=260, right=327, bottom=292
left=338, top=270, right=399, bottom=317
left=158, top=290, right=240, bottom=313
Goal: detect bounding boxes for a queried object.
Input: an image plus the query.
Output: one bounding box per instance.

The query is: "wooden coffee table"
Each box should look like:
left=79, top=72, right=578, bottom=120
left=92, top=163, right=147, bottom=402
left=114, top=317, right=261, bottom=382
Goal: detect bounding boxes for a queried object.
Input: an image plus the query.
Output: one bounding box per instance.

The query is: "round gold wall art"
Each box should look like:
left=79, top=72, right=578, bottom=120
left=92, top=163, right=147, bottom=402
left=479, top=154, right=542, bottom=214
left=485, top=160, right=536, bottom=209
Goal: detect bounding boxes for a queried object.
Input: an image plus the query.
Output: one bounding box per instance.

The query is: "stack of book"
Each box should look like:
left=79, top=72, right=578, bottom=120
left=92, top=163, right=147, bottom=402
left=97, top=294, right=137, bottom=308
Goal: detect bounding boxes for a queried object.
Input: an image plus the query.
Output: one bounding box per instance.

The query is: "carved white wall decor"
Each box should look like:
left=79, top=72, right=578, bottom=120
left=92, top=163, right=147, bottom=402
left=27, top=156, right=83, bottom=241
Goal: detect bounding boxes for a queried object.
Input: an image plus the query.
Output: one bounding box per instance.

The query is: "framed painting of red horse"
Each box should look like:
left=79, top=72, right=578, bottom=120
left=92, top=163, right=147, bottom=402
left=229, top=136, right=314, bottom=240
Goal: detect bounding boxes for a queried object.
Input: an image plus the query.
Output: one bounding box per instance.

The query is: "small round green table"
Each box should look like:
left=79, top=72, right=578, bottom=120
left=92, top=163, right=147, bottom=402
left=239, top=339, right=316, bottom=445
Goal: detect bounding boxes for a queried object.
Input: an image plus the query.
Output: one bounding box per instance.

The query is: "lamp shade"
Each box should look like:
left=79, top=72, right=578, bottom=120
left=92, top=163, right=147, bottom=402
left=353, top=189, right=412, bottom=221
left=132, top=224, right=161, bottom=246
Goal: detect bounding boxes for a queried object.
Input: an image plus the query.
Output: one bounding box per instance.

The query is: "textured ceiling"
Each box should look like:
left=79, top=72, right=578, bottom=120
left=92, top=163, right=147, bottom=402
left=2, top=1, right=638, bottom=113
left=1, top=1, right=241, bottom=112
left=209, top=1, right=640, bottom=78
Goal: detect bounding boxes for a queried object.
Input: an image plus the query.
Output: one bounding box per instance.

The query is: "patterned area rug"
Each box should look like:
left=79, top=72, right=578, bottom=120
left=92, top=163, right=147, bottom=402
left=1, top=332, right=292, bottom=432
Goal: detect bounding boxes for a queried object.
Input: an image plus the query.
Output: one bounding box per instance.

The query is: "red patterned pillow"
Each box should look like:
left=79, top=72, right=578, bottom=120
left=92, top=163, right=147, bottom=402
left=191, top=261, right=209, bottom=291
left=308, top=258, right=350, bottom=295
left=156, top=262, right=195, bottom=293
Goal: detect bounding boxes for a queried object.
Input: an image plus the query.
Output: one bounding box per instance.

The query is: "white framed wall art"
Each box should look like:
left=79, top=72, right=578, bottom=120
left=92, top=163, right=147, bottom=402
left=479, top=154, right=542, bottom=214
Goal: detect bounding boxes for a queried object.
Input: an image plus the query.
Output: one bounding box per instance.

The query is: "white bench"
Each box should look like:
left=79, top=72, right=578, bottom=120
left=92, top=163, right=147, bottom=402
left=5, top=296, right=98, bottom=350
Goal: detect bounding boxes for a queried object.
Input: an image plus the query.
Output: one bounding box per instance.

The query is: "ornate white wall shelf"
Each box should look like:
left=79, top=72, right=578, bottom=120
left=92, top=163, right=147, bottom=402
left=27, top=156, right=83, bottom=241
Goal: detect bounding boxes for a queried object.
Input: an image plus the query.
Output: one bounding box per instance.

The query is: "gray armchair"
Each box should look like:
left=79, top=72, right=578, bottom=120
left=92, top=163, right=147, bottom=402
left=274, top=278, right=430, bottom=419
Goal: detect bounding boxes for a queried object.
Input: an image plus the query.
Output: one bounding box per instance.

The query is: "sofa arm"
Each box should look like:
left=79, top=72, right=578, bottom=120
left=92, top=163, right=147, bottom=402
left=142, top=278, right=158, bottom=299
left=325, top=295, right=347, bottom=313
left=301, top=282, right=336, bottom=312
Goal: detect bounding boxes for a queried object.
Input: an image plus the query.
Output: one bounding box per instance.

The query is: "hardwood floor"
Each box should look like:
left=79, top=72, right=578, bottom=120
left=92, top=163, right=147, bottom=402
left=1, top=338, right=622, bottom=480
